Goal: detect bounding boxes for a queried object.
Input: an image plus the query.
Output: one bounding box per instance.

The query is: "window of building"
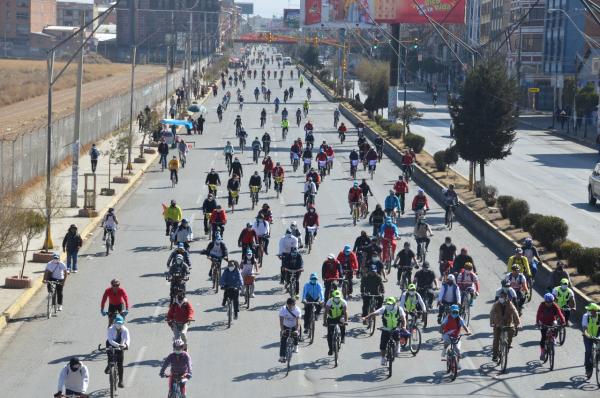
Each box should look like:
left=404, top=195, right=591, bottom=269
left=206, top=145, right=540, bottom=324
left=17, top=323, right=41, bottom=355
left=65, top=10, right=73, bottom=17
left=16, top=24, right=28, bottom=35
left=16, top=0, right=29, bottom=8
left=16, top=12, right=29, bottom=20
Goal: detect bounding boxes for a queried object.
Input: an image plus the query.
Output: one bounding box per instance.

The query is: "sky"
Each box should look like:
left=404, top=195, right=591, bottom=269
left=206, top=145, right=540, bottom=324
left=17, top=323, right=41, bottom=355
left=248, top=0, right=300, bottom=18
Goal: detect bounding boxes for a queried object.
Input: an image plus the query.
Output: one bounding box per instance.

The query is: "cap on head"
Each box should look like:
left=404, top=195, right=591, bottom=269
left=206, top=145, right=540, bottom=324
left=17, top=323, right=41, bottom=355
left=52, top=253, right=60, bottom=259
left=385, top=296, right=397, bottom=305
left=327, top=254, right=335, bottom=260
left=515, top=248, right=523, bottom=254
left=511, top=264, right=520, bottom=271
left=450, top=304, right=460, bottom=313
left=408, top=284, right=416, bottom=291
left=111, top=279, right=120, bottom=287
left=309, top=272, right=318, bottom=281
left=331, top=290, right=342, bottom=299
left=173, top=339, right=185, bottom=349
left=446, top=274, right=455, bottom=282
left=343, top=245, right=351, bottom=254
left=114, top=315, right=124, bottom=325
left=560, top=278, right=569, bottom=285
left=585, top=303, right=600, bottom=312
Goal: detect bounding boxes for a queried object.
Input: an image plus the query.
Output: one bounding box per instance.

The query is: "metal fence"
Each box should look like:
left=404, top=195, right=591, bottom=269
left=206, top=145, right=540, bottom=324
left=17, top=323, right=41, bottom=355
left=0, top=58, right=209, bottom=197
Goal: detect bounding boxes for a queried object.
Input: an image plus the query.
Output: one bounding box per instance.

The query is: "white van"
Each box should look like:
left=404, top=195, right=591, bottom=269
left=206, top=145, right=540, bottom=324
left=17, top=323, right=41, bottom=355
left=282, top=56, right=292, bottom=66
left=275, top=53, right=283, bottom=61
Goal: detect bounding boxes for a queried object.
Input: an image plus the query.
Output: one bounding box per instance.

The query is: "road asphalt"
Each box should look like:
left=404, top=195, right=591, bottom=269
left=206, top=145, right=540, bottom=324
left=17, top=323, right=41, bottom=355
left=0, top=54, right=596, bottom=397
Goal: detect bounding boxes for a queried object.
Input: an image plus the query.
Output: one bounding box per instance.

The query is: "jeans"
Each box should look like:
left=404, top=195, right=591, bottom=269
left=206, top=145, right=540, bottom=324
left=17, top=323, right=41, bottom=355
left=584, top=335, right=595, bottom=372
left=47, top=278, right=64, bottom=305
left=279, top=327, right=299, bottom=358
left=222, top=287, right=239, bottom=314
left=327, top=319, right=346, bottom=351
left=303, top=302, right=322, bottom=330
left=492, top=326, right=514, bottom=358
left=415, top=237, right=430, bottom=257
left=160, top=154, right=167, bottom=169
left=170, top=169, right=178, bottom=184
left=66, top=250, right=78, bottom=271
left=91, top=159, right=98, bottom=173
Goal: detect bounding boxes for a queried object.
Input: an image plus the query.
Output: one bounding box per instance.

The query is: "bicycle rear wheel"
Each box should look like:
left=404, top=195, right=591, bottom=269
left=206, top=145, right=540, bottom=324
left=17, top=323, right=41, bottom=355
left=409, top=326, right=421, bottom=356
left=47, top=291, right=52, bottom=319
left=463, top=302, right=471, bottom=327
left=449, top=356, right=458, bottom=381
left=387, top=344, right=394, bottom=377
left=558, top=326, right=566, bottom=346
left=548, top=343, right=555, bottom=370
left=309, top=313, right=316, bottom=344
left=595, top=348, right=600, bottom=386
left=334, top=331, right=340, bottom=367
left=501, top=338, right=509, bottom=373
left=286, top=343, right=292, bottom=375
left=369, top=317, right=376, bottom=336
left=245, top=287, right=251, bottom=309
left=109, top=366, right=117, bottom=398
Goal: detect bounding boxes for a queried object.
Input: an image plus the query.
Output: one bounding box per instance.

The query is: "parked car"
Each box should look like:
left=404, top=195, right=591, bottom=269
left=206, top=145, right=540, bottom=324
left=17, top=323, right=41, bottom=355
left=588, top=162, right=600, bottom=205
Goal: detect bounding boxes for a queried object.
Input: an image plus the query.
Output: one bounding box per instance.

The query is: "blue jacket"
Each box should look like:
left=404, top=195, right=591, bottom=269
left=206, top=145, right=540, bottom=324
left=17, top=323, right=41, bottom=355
left=384, top=195, right=401, bottom=210
left=220, top=268, right=243, bottom=289
left=301, top=282, right=324, bottom=302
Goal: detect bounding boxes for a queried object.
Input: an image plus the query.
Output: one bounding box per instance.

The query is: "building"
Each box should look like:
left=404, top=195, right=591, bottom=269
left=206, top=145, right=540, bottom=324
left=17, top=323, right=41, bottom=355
left=0, top=0, right=56, bottom=48
left=116, top=0, right=221, bottom=59
left=466, top=0, right=481, bottom=46
left=480, top=0, right=511, bottom=52
left=57, top=0, right=97, bottom=28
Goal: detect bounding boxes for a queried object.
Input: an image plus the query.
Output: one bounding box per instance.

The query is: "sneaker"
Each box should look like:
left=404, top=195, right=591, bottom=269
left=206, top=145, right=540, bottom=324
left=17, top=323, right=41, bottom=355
left=294, top=346, right=299, bottom=353
left=58, top=305, right=63, bottom=311
left=234, top=313, right=238, bottom=320
left=396, top=280, right=401, bottom=286
left=279, top=357, right=285, bottom=363
left=328, top=349, right=333, bottom=356
left=118, top=381, right=125, bottom=388
left=441, top=350, right=446, bottom=358
left=539, top=349, right=545, bottom=361
left=340, top=337, right=345, bottom=344
left=586, top=369, right=593, bottom=379
left=104, top=366, right=110, bottom=374
left=380, top=357, right=387, bottom=366
left=492, top=356, right=498, bottom=362
left=251, top=293, right=255, bottom=298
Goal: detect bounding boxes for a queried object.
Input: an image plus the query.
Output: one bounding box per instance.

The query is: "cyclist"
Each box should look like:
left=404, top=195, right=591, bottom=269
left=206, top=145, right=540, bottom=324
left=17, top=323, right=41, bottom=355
left=172, top=219, right=193, bottom=250
left=440, top=304, right=471, bottom=361
left=300, top=76, right=304, bottom=88
left=281, top=118, right=289, bottom=137
left=303, top=177, right=317, bottom=207
left=238, top=222, right=259, bottom=256
left=273, top=162, right=285, bottom=192
left=282, top=247, right=303, bottom=296
left=224, top=141, right=235, bottom=167
left=384, top=189, right=401, bottom=219
left=337, top=245, right=359, bottom=297
left=101, top=208, right=119, bottom=247
left=374, top=135, right=384, bottom=159
left=106, top=314, right=130, bottom=388
left=505, top=264, right=528, bottom=314
left=257, top=203, right=273, bottom=224
left=411, top=189, right=430, bottom=217
left=227, top=174, right=241, bottom=207
left=274, top=96, right=280, bottom=113
left=221, top=260, right=243, bottom=320
left=433, top=90, right=438, bottom=106
left=168, top=155, right=179, bottom=184
left=316, top=148, right=328, bottom=176
left=262, top=155, right=274, bottom=187
left=252, top=213, right=271, bottom=256
left=443, top=184, right=459, bottom=224
left=451, top=247, right=476, bottom=275
left=401, top=149, right=415, bottom=179
left=348, top=181, right=363, bottom=215
left=261, top=132, right=272, bottom=154
left=303, top=100, right=310, bottom=116
left=522, top=237, right=541, bottom=278
left=306, top=168, right=321, bottom=191
left=209, top=205, right=227, bottom=239
left=362, top=296, right=408, bottom=366
left=437, top=274, right=461, bottom=324
left=234, top=115, right=243, bottom=135
left=364, top=146, right=378, bottom=172
left=100, top=279, right=130, bottom=327
left=507, top=248, right=532, bottom=278
left=349, top=149, right=360, bottom=176
left=205, top=168, right=222, bottom=195
left=536, top=293, right=565, bottom=360
left=324, top=290, right=348, bottom=356
left=158, top=138, right=169, bottom=170
left=337, top=122, right=347, bottom=141
left=393, top=176, right=409, bottom=215
left=278, top=230, right=299, bottom=271
left=251, top=137, right=262, bottom=162
left=290, top=140, right=302, bottom=165
left=167, top=242, right=191, bottom=269
left=289, top=221, right=303, bottom=248
left=238, top=127, right=248, bottom=149
left=379, top=217, right=400, bottom=266
left=495, top=279, right=519, bottom=307
left=456, top=262, right=479, bottom=307
left=353, top=230, right=371, bottom=272
left=249, top=171, right=263, bottom=201
left=203, top=232, right=228, bottom=276
left=201, top=194, right=217, bottom=235
left=394, top=242, right=417, bottom=286
left=322, top=254, right=343, bottom=300
left=281, top=107, right=289, bottom=120
left=305, top=131, right=315, bottom=151
left=439, top=236, right=457, bottom=278
left=413, top=261, right=438, bottom=307
left=550, top=261, right=571, bottom=291
left=303, top=204, right=319, bottom=242
left=361, top=265, right=385, bottom=321
left=333, top=109, right=340, bottom=127
left=551, top=278, right=576, bottom=325
left=400, top=284, right=426, bottom=316
left=368, top=204, right=386, bottom=237
left=306, top=87, right=312, bottom=100
left=490, top=290, right=521, bottom=363
left=239, top=94, right=244, bottom=110
left=44, top=253, right=67, bottom=312
left=302, top=273, right=324, bottom=333
left=278, top=298, right=301, bottom=363
left=240, top=249, right=259, bottom=298
left=166, top=291, right=195, bottom=349
left=54, top=357, right=89, bottom=398
left=216, top=104, right=223, bottom=121
left=583, top=303, right=600, bottom=378
left=159, top=339, right=192, bottom=396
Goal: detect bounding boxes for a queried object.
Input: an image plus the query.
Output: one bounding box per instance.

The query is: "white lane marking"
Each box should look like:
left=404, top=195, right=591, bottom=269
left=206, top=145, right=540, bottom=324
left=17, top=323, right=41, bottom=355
left=126, top=345, right=147, bottom=386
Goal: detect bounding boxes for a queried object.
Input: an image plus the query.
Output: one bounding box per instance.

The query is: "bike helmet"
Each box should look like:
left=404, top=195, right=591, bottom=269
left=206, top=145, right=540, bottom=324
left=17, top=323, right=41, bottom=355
left=511, top=264, right=520, bottom=271
left=353, top=181, right=359, bottom=187
left=544, top=293, right=555, bottom=302
left=450, top=304, right=460, bottom=314
left=246, top=222, right=252, bottom=228
left=175, top=254, right=184, bottom=264
left=108, top=207, right=114, bottom=213
left=246, top=249, right=253, bottom=256
left=464, top=262, right=473, bottom=270
left=170, top=199, right=176, bottom=206
left=177, top=242, right=185, bottom=249
left=417, top=189, right=424, bottom=194
left=309, top=272, right=318, bottom=281
left=560, top=278, right=569, bottom=285
left=385, top=296, right=397, bottom=305
left=446, top=274, right=455, bottom=282
left=515, top=247, right=523, bottom=254
left=331, top=290, right=342, bottom=299
left=111, top=279, right=120, bottom=287
left=501, top=279, right=510, bottom=288
left=586, top=303, right=600, bottom=312
left=114, top=315, right=125, bottom=325
left=327, top=254, right=335, bottom=260
left=422, top=261, right=430, bottom=268
left=407, top=284, right=416, bottom=291
left=173, top=339, right=185, bottom=350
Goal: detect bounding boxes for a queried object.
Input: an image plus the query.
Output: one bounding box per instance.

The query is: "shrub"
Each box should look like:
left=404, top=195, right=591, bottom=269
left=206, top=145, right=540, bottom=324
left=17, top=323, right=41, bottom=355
left=404, top=133, right=426, bottom=153
left=592, top=271, right=600, bottom=284
left=507, top=199, right=529, bottom=227
left=348, top=99, right=364, bottom=112
left=388, top=123, right=404, bottom=138
left=557, top=240, right=583, bottom=260
left=481, top=185, right=498, bottom=206
left=434, top=151, right=447, bottom=172
left=374, top=114, right=383, bottom=124
left=444, top=145, right=459, bottom=167
left=531, top=215, right=569, bottom=249
left=496, top=195, right=514, bottom=218
left=379, top=120, right=392, bottom=131
left=521, top=213, right=543, bottom=232
left=568, top=247, right=600, bottom=276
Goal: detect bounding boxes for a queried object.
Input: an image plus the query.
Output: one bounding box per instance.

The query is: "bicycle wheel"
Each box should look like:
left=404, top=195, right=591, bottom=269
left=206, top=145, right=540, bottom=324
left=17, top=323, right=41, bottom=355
left=558, top=326, right=566, bottom=346
left=334, top=330, right=340, bottom=367
left=106, top=237, right=110, bottom=256
left=369, top=316, right=376, bottom=336
left=213, top=266, right=220, bottom=293
left=501, top=338, right=509, bottom=373
left=595, top=348, right=600, bottom=386
left=449, top=356, right=458, bottom=381
left=387, top=343, right=394, bottom=377
left=309, top=312, right=316, bottom=345
left=409, top=326, right=421, bottom=356
left=286, top=342, right=292, bottom=375
left=422, top=310, right=428, bottom=329
left=352, top=207, right=358, bottom=226
left=245, top=287, right=251, bottom=309
left=548, top=343, right=555, bottom=370
left=227, top=299, right=233, bottom=328
left=463, top=302, right=471, bottom=327
left=109, top=366, right=117, bottom=398
left=307, top=235, right=312, bottom=254
left=47, top=291, right=52, bottom=319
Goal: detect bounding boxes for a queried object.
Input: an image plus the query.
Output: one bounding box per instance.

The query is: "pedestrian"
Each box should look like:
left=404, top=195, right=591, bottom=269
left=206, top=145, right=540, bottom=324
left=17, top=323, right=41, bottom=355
left=169, top=106, right=176, bottom=119
left=54, top=357, right=89, bottom=397
left=559, top=109, right=567, bottom=129
left=44, top=253, right=68, bottom=311
left=62, top=224, right=82, bottom=273
left=158, top=138, right=169, bottom=171
left=89, top=144, right=100, bottom=173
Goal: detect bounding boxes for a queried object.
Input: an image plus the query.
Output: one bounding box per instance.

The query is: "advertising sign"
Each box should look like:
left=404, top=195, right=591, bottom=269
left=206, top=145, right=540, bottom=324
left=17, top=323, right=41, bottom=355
left=373, top=0, right=465, bottom=24
left=304, top=0, right=322, bottom=25
left=302, top=0, right=373, bottom=27
left=284, top=8, right=301, bottom=28
left=235, top=2, right=254, bottom=15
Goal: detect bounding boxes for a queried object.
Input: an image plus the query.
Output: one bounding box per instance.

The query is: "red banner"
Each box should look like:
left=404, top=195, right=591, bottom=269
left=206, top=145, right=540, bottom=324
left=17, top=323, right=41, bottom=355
left=304, top=0, right=322, bottom=25
left=374, top=0, right=465, bottom=24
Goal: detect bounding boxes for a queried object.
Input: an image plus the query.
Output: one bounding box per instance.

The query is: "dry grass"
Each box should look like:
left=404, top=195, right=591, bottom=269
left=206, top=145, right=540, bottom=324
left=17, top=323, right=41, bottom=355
left=0, top=59, right=130, bottom=107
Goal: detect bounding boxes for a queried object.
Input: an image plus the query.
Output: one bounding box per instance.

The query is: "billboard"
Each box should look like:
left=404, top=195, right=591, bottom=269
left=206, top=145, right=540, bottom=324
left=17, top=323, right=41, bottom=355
left=304, top=0, right=322, bottom=25
left=284, top=8, right=301, bottom=28
left=302, top=0, right=373, bottom=28
left=235, top=2, right=254, bottom=15
left=372, top=0, right=465, bottom=24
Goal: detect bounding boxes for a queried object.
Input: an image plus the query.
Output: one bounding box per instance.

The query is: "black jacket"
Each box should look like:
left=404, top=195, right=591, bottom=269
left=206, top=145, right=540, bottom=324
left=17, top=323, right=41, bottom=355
left=158, top=142, right=169, bottom=155
left=360, top=273, right=384, bottom=295
left=202, top=199, right=217, bottom=214
left=205, top=173, right=221, bottom=185
left=62, top=230, right=82, bottom=252
left=369, top=208, right=385, bottom=225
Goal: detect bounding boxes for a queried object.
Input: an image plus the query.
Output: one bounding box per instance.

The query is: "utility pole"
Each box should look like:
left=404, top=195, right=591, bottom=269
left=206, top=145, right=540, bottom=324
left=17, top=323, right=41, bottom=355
left=44, top=53, right=55, bottom=250
left=126, top=0, right=137, bottom=173
left=70, top=13, right=85, bottom=208
left=187, top=12, right=193, bottom=104
left=388, top=23, right=400, bottom=121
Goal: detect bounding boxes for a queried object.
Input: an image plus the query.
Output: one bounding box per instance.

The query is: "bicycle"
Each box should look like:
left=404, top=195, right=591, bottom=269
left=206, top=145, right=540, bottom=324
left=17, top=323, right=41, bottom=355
left=97, top=344, right=123, bottom=398
left=379, top=327, right=397, bottom=377
left=274, top=176, right=283, bottom=198
left=250, top=185, right=260, bottom=210
left=282, top=127, right=288, bottom=140
left=252, top=149, right=261, bottom=164
left=351, top=202, right=360, bottom=226
left=104, top=225, right=115, bottom=256
left=171, top=171, right=177, bottom=188
left=350, top=160, right=358, bottom=179
left=46, top=280, right=60, bottom=319
left=539, top=325, right=561, bottom=370
left=368, top=160, right=377, bottom=180
left=445, top=204, right=456, bottom=230
left=363, top=294, right=382, bottom=336
left=292, top=154, right=299, bottom=172
left=397, top=266, right=414, bottom=291
left=229, top=190, right=239, bottom=212
left=166, top=220, right=179, bottom=249
left=495, top=326, right=514, bottom=373
left=283, top=268, right=301, bottom=299
left=405, top=312, right=422, bottom=356
left=304, top=301, right=321, bottom=344
left=339, top=131, right=345, bottom=144
left=225, top=288, right=238, bottom=328
left=590, top=337, right=600, bottom=386
left=179, top=150, right=186, bottom=168
left=305, top=225, right=317, bottom=253
left=558, top=308, right=573, bottom=346
left=207, top=183, right=218, bottom=197
left=283, top=329, right=299, bottom=375
left=243, top=274, right=256, bottom=309
left=331, top=319, right=345, bottom=367
left=416, top=239, right=428, bottom=265
left=239, top=136, right=246, bottom=153
left=460, top=291, right=472, bottom=326
left=263, top=172, right=271, bottom=192
left=225, top=154, right=232, bottom=172
left=445, top=334, right=465, bottom=381
left=209, top=256, right=222, bottom=293
left=161, top=372, right=188, bottom=398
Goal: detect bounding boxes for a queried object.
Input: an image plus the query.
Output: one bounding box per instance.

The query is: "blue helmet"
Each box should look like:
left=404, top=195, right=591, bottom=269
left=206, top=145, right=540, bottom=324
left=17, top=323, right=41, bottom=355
left=343, top=245, right=351, bottom=255
left=114, top=315, right=124, bottom=325
left=449, top=304, right=460, bottom=314
left=353, top=181, right=359, bottom=187
left=544, top=293, right=555, bottom=303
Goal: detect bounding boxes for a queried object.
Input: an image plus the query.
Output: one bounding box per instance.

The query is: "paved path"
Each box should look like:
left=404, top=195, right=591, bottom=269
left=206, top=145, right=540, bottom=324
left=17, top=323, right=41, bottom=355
left=0, top=55, right=595, bottom=397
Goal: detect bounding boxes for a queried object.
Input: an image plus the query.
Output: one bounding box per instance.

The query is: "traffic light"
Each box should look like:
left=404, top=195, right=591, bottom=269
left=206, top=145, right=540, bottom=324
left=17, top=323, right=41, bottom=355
left=412, top=38, right=419, bottom=50
left=342, top=59, right=347, bottom=71
left=313, top=35, right=318, bottom=47
left=267, top=33, right=273, bottom=43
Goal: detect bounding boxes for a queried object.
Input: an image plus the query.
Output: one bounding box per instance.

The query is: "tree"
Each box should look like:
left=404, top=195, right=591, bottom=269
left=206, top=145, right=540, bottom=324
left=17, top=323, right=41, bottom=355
left=397, top=104, right=422, bottom=135
left=17, top=210, right=47, bottom=278
left=0, top=196, right=21, bottom=265
left=449, top=58, right=518, bottom=188
left=575, top=82, right=599, bottom=137
left=356, top=58, right=389, bottom=113
left=110, top=134, right=130, bottom=178
left=302, top=46, right=320, bottom=68
left=562, top=77, right=576, bottom=110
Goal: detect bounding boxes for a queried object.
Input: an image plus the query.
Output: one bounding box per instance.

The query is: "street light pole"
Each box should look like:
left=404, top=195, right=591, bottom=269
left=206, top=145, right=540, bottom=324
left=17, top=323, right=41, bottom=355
left=70, top=13, right=85, bottom=207
left=44, top=52, right=55, bottom=250
left=126, top=44, right=137, bottom=173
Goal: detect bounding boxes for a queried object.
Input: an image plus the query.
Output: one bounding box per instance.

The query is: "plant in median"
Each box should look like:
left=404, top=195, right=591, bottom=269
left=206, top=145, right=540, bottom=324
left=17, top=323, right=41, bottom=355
left=496, top=195, right=514, bottom=218
left=110, top=134, right=130, bottom=179
left=434, top=151, right=447, bottom=172
left=568, top=247, right=600, bottom=276
left=388, top=123, right=404, bottom=138
left=575, top=83, right=599, bottom=136
left=521, top=213, right=543, bottom=232
left=507, top=199, right=529, bottom=227
left=404, top=133, right=426, bottom=153
left=531, top=216, right=568, bottom=249
left=17, top=210, right=47, bottom=278
left=557, top=240, right=583, bottom=260
left=0, top=196, right=21, bottom=265
left=397, top=104, right=422, bottom=136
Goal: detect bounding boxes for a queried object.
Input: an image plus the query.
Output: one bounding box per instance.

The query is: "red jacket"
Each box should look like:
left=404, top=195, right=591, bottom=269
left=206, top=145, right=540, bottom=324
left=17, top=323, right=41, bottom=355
left=325, top=147, right=334, bottom=157
left=411, top=195, right=430, bottom=211
left=262, top=158, right=274, bottom=171
left=101, top=287, right=130, bottom=309
left=365, top=149, right=378, bottom=161
left=348, top=187, right=362, bottom=202
left=273, top=166, right=285, bottom=177
left=322, top=260, right=343, bottom=281
left=167, top=300, right=195, bottom=323
left=210, top=209, right=227, bottom=224
left=393, top=180, right=409, bottom=194
left=337, top=251, right=358, bottom=272
left=536, top=302, right=565, bottom=326
left=306, top=172, right=320, bottom=184
left=402, top=153, right=414, bottom=166
left=316, top=152, right=327, bottom=162
left=338, top=124, right=347, bottom=133
left=303, top=211, right=319, bottom=227
left=238, top=228, right=258, bottom=245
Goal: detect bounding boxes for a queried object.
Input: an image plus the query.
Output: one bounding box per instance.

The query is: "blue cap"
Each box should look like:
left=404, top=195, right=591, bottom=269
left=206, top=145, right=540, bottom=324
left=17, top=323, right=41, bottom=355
left=343, top=245, right=351, bottom=254
left=177, top=242, right=185, bottom=248
left=353, top=181, right=359, bottom=187
left=309, top=272, right=318, bottom=280
left=246, top=249, right=253, bottom=255
left=114, top=315, right=124, bottom=325
left=450, top=304, right=460, bottom=313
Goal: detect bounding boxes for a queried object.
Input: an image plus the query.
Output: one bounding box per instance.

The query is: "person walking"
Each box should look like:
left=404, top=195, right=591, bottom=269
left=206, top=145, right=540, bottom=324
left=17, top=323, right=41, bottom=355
left=62, top=224, right=82, bottom=273
left=197, top=114, right=205, bottom=135
left=90, top=144, right=100, bottom=173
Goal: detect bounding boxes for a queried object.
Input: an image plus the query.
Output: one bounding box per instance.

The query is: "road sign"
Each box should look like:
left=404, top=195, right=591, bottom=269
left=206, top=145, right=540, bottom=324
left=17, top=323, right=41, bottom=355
left=528, top=87, right=540, bottom=93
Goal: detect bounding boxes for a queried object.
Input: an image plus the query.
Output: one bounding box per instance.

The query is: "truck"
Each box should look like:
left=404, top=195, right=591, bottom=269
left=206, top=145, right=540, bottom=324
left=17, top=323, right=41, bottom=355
left=588, top=162, right=600, bottom=205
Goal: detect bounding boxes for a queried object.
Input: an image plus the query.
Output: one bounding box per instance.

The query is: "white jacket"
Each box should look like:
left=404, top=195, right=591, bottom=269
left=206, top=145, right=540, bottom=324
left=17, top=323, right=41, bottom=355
left=252, top=219, right=270, bottom=237
left=278, top=234, right=298, bottom=255
left=58, top=364, right=89, bottom=393
left=107, top=325, right=131, bottom=348
left=174, top=226, right=193, bottom=243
